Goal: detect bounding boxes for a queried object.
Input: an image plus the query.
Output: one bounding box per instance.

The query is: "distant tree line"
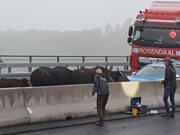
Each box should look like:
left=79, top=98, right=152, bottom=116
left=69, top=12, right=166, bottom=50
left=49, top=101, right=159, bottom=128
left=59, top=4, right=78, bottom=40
left=0, top=18, right=133, bottom=56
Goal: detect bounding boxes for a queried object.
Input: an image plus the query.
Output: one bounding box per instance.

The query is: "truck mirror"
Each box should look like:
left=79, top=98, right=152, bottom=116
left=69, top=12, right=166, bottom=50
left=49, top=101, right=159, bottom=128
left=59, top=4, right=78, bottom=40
left=128, top=26, right=134, bottom=37
left=127, top=37, right=132, bottom=44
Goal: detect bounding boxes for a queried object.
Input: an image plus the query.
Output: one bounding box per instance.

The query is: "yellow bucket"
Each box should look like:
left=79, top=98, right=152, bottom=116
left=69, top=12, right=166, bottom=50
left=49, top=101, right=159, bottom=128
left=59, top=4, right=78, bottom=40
left=132, top=108, right=138, bottom=116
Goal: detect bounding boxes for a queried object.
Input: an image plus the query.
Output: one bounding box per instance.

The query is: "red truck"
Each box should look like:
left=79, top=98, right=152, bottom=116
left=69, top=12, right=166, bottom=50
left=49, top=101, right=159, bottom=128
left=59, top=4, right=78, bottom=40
left=128, top=1, right=180, bottom=72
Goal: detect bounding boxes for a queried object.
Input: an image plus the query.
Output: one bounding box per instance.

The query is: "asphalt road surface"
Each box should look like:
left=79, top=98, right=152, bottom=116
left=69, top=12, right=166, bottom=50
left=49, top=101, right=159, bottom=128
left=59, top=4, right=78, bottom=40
left=8, top=112, right=180, bottom=135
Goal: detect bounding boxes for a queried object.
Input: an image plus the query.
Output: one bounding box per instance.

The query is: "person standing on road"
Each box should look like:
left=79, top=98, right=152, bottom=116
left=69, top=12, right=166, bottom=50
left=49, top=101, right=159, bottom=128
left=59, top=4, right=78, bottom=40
left=161, top=58, right=176, bottom=118
left=92, top=68, right=109, bottom=126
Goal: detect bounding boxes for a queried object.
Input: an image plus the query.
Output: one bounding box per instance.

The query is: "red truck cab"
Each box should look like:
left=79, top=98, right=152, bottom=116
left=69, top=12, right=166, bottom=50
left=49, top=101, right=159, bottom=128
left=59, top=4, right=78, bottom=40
left=128, top=1, right=180, bottom=72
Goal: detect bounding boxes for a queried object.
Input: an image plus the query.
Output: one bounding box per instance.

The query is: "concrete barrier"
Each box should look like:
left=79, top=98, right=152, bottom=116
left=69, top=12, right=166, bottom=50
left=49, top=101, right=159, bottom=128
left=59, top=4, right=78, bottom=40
left=0, top=87, right=29, bottom=127
left=108, top=81, right=162, bottom=112
left=0, top=80, right=180, bottom=127
left=24, top=80, right=180, bottom=123
left=108, top=81, right=160, bottom=112
left=24, top=84, right=96, bottom=123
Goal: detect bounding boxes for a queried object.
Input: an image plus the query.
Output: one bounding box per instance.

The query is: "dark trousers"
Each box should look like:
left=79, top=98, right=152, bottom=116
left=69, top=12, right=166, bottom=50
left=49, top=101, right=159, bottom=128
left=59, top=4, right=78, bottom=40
left=97, top=94, right=109, bottom=123
left=163, top=88, right=175, bottom=115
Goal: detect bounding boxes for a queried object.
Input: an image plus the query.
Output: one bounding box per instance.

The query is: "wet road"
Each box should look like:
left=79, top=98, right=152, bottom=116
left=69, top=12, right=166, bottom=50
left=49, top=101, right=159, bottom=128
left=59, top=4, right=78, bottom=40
left=14, top=112, right=180, bottom=135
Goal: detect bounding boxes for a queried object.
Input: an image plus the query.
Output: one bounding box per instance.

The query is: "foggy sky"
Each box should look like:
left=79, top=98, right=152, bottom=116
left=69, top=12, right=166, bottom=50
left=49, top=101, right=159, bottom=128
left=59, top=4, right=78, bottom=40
left=0, top=0, right=165, bottom=31
left=0, top=0, right=174, bottom=56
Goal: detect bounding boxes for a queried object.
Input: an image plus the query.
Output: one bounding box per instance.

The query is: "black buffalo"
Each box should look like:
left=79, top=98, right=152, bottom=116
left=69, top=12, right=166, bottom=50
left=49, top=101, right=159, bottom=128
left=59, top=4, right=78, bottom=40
left=53, top=66, right=72, bottom=85
left=30, top=66, right=72, bottom=86
left=72, top=68, right=95, bottom=84
left=0, top=78, right=30, bottom=88
left=110, top=70, right=131, bottom=82
left=30, top=66, right=130, bottom=86
left=72, top=67, right=114, bottom=84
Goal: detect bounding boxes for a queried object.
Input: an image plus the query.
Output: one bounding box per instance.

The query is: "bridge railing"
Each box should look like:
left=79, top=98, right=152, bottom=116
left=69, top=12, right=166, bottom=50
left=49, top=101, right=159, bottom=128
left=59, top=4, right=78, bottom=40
left=0, top=55, right=129, bottom=75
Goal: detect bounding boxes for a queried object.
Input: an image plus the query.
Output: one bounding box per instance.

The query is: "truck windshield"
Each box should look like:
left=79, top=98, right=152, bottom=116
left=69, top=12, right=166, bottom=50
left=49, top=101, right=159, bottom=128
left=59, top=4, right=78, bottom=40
left=133, top=27, right=180, bottom=48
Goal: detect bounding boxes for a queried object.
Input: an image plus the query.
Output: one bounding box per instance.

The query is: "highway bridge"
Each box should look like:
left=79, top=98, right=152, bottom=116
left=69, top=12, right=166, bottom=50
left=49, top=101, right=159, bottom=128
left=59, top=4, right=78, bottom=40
left=0, top=55, right=179, bottom=135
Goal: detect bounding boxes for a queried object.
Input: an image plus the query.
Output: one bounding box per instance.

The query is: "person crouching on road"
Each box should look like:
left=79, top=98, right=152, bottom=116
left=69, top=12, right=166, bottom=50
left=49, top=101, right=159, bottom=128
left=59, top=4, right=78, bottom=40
left=92, top=68, right=109, bottom=126
left=161, top=58, right=176, bottom=118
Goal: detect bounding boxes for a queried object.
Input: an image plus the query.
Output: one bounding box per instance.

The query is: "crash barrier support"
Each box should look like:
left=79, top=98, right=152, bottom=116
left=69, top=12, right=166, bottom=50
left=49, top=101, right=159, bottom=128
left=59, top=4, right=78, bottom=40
left=0, top=80, right=180, bottom=127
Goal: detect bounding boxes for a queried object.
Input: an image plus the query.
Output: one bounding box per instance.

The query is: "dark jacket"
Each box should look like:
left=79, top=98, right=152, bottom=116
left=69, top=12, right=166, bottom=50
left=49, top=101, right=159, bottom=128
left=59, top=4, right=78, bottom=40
left=163, top=64, right=176, bottom=91
left=92, top=74, right=109, bottom=95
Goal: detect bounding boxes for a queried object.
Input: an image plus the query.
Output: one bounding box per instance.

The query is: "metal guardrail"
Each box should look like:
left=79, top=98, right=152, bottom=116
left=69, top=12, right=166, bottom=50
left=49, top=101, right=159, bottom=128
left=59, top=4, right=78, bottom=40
left=0, top=73, right=31, bottom=78
left=0, top=62, right=128, bottom=68
left=0, top=55, right=129, bottom=76
left=0, top=62, right=129, bottom=78
left=0, top=55, right=129, bottom=63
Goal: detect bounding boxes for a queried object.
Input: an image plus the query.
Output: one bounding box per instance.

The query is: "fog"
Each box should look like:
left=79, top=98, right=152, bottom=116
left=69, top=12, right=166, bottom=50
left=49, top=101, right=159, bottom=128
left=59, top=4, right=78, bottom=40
left=0, top=0, right=170, bottom=56
left=0, top=20, right=132, bottom=56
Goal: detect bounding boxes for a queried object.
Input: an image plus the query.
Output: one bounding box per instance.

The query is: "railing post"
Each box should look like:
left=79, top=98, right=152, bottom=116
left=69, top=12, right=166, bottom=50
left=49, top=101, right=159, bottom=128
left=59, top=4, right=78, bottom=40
left=124, top=56, right=129, bottom=71
left=82, top=56, right=85, bottom=68
left=126, top=56, right=129, bottom=63
left=57, top=56, right=60, bottom=63
left=105, top=57, right=108, bottom=69
left=8, top=67, right=11, bottom=73
left=82, top=56, right=85, bottom=63
left=28, top=56, right=32, bottom=73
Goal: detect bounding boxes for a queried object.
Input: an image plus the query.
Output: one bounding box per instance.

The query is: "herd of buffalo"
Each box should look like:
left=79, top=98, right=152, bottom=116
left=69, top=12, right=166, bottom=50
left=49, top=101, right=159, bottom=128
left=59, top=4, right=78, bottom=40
left=0, top=66, right=131, bottom=88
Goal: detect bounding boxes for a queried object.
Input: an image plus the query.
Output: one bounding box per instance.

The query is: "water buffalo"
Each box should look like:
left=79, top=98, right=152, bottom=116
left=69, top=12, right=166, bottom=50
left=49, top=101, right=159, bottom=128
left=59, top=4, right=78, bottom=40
left=110, top=70, right=131, bottom=82
left=72, top=67, right=113, bottom=84
left=72, top=68, right=95, bottom=84
left=72, top=67, right=131, bottom=84
left=30, top=66, right=130, bottom=86
left=0, top=78, right=30, bottom=88
left=30, top=67, right=55, bottom=86
left=30, top=66, right=72, bottom=86
left=92, top=67, right=130, bottom=82
left=53, top=66, right=72, bottom=85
